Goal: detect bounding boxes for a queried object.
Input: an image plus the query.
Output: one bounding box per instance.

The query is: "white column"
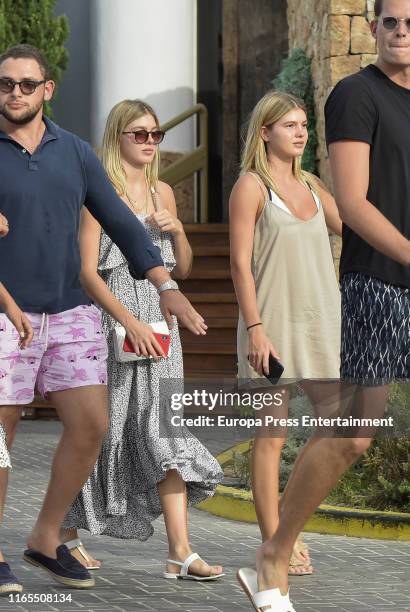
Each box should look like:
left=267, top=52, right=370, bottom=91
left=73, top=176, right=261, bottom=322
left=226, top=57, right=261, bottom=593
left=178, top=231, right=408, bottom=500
left=90, top=0, right=197, bottom=151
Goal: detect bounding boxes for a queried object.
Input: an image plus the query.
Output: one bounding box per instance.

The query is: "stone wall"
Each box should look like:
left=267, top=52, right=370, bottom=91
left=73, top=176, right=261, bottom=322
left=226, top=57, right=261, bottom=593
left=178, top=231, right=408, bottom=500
left=288, top=0, right=376, bottom=185
left=287, top=0, right=376, bottom=270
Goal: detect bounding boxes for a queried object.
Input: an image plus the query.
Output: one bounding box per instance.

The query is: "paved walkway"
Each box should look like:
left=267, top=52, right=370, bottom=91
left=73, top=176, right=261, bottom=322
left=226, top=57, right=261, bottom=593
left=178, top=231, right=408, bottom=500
left=1, top=421, right=409, bottom=612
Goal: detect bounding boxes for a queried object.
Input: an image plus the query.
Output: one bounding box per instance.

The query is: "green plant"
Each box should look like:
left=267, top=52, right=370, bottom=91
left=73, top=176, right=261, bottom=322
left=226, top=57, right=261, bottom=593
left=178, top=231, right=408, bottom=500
left=228, top=437, right=305, bottom=492
left=0, top=0, right=69, bottom=116
left=326, top=437, right=409, bottom=512
left=0, top=2, right=5, bottom=47
left=272, top=48, right=318, bottom=174
left=228, top=435, right=409, bottom=512
left=362, top=438, right=409, bottom=510
left=279, top=437, right=305, bottom=491
left=387, top=381, right=410, bottom=436
left=329, top=383, right=410, bottom=512
left=231, top=445, right=253, bottom=490
left=307, top=382, right=410, bottom=511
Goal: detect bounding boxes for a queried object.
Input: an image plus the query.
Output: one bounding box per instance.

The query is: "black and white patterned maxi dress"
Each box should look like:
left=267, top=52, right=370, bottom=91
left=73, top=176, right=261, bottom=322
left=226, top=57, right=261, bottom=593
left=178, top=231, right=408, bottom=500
left=0, top=424, right=11, bottom=468
left=64, top=214, right=223, bottom=539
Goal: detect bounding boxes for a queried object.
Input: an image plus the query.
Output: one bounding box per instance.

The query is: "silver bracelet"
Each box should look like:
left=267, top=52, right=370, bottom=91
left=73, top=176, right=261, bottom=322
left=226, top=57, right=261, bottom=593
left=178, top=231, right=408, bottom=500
left=157, top=280, right=179, bottom=295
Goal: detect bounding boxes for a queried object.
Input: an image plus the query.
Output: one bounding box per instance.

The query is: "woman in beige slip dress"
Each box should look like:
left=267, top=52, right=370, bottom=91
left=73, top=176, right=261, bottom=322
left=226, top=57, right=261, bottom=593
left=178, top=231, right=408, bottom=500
left=230, top=91, right=343, bottom=594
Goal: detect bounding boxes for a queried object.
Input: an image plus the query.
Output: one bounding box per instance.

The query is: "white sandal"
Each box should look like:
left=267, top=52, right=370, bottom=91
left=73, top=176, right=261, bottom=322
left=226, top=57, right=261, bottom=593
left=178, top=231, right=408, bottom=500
left=65, top=538, right=101, bottom=571
left=237, top=567, right=296, bottom=612
left=163, top=552, right=224, bottom=581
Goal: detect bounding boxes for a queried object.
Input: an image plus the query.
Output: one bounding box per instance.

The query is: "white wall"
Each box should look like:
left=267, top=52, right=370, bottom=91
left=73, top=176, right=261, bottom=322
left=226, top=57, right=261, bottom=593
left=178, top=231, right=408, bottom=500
left=53, top=0, right=91, bottom=141
left=90, top=0, right=197, bottom=151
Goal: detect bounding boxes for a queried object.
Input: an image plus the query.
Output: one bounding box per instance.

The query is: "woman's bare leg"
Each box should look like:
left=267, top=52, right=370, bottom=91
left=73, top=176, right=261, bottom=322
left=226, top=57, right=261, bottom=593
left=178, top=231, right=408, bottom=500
left=0, top=406, right=23, bottom=562
left=158, top=469, right=223, bottom=577
left=250, top=387, right=311, bottom=573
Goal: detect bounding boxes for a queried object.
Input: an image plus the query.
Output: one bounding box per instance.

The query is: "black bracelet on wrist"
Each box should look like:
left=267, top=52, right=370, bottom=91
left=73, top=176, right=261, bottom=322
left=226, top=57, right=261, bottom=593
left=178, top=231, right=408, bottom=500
left=247, top=322, right=262, bottom=331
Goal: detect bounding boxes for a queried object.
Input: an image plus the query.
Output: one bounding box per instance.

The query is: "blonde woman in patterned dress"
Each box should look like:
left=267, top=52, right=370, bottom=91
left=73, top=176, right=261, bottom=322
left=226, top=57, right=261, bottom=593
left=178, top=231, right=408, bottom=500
left=61, top=100, right=224, bottom=581
left=0, top=282, right=24, bottom=473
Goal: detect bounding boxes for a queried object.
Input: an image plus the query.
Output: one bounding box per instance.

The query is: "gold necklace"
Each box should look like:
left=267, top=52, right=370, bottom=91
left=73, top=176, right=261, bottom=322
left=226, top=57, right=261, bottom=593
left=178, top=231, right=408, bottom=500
left=125, top=183, right=149, bottom=214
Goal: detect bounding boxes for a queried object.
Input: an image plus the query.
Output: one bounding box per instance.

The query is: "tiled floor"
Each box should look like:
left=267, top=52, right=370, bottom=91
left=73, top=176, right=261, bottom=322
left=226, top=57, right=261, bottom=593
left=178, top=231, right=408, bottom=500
left=0, top=421, right=408, bottom=611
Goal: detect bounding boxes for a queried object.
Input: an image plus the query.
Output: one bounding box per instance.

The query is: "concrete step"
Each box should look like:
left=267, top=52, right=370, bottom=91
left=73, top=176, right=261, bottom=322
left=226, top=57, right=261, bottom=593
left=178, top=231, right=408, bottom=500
left=192, top=246, right=230, bottom=257
left=195, top=302, right=238, bottom=318
left=185, top=292, right=236, bottom=302
left=191, top=256, right=230, bottom=272
left=184, top=223, right=229, bottom=248
left=185, top=369, right=237, bottom=379
left=181, top=326, right=236, bottom=345
left=184, top=352, right=237, bottom=372
left=186, top=267, right=231, bottom=280
left=179, top=277, right=235, bottom=294
left=183, top=343, right=236, bottom=355
left=184, top=223, right=229, bottom=233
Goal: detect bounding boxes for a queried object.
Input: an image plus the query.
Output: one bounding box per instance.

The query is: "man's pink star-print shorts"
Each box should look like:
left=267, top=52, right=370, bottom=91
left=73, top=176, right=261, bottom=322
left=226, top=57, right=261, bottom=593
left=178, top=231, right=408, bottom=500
left=0, top=305, right=108, bottom=404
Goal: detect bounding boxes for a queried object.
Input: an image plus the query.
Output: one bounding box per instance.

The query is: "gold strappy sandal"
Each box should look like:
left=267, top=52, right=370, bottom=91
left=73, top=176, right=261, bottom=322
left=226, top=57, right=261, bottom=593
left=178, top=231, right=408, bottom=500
left=65, top=539, right=101, bottom=570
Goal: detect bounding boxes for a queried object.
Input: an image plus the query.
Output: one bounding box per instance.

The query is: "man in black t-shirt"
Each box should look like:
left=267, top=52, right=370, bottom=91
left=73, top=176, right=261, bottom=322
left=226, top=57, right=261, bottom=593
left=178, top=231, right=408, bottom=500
left=326, top=0, right=410, bottom=389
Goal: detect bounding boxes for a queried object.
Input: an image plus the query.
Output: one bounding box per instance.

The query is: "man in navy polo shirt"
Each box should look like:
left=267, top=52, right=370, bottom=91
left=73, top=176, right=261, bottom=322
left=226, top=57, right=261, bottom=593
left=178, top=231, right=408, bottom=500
left=0, top=44, right=206, bottom=592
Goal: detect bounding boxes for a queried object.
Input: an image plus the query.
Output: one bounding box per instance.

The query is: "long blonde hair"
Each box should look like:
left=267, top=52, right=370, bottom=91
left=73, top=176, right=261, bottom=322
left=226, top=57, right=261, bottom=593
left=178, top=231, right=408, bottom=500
left=241, top=90, right=316, bottom=197
left=100, top=99, right=160, bottom=196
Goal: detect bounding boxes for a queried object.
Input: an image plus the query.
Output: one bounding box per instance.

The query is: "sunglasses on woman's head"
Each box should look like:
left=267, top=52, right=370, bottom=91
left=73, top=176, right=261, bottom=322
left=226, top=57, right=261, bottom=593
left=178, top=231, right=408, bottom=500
left=122, top=129, right=165, bottom=144
left=380, top=16, right=410, bottom=32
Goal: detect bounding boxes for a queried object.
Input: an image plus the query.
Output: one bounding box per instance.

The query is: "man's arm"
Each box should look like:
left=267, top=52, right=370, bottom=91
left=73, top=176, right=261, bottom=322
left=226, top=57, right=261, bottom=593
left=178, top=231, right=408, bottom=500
left=0, top=283, right=33, bottom=348
left=329, top=141, right=410, bottom=267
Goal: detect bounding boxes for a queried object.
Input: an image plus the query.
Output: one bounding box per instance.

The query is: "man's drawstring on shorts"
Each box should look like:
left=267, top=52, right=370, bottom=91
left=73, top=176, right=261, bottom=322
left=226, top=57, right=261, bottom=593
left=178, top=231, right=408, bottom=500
left=38, top=313, right=50, bottom=346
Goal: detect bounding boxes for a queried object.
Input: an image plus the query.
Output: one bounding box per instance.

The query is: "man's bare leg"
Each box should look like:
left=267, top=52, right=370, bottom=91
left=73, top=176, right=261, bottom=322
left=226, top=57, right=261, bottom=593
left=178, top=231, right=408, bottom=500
left=277, top=379, right=350, bottom=517
left=255, top=384, right=389, bottom=595
left=26, top=385, right=108, bottom=558
left=277, top=379, right=344, bottom=511
left=0, top=405, right=23, bottom=562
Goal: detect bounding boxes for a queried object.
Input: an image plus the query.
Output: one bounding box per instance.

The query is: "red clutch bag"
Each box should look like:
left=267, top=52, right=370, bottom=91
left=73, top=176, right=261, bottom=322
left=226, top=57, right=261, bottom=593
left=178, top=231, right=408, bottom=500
left=113, top=321, right=171, bottom=362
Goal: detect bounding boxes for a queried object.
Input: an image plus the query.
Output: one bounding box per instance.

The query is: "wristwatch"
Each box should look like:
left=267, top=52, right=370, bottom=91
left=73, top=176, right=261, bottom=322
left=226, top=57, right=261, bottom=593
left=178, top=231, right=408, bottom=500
left=157, top=280, right=179, bottom=295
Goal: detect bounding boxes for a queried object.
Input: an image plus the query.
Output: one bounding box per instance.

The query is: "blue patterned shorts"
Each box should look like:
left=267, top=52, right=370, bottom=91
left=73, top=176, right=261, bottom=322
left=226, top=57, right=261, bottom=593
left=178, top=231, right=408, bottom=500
left=340, top=273, right=410, bottom=385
